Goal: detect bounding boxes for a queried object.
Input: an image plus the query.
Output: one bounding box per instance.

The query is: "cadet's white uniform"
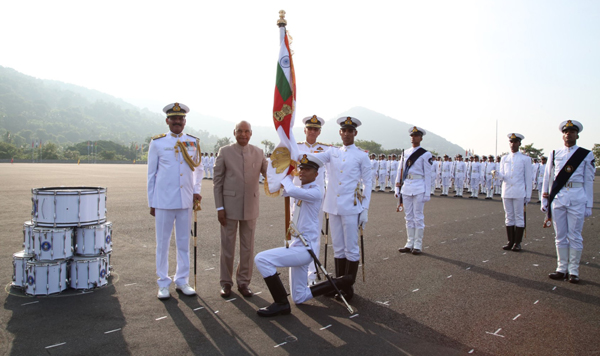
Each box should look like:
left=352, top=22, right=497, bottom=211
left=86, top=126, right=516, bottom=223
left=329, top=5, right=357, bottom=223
left=536, top=163, right=545, bottom=201
left=497, top=152, right=532, bottom=227
left=532, top=162, right=540, bottom=190
left=389, top=159, right=399, bottom=190
left=484, top=161, right=496, bottom=198
left=315, top=144, right=372, bottom=262
left=378, top=159, right=388, bottom=190
left=294, top=141, right=329, bottom=282
left=395, top=146, right=433, bottom=250
left=207, top=155, right=215, bottom=179
left=370, top=158, right=378, bottom=190
left=441, top=161, right=452, bottom=195
left=494, top=160, right=502, bottom=194
left=147, top=132, right=204, bottom=288
left=435, top=160, right=442, bottom=189
left=255, top=176, right=322, bottom=304
left=469, top=162, right=481, bottom=197
left=453, top=161, right=466, bottom=195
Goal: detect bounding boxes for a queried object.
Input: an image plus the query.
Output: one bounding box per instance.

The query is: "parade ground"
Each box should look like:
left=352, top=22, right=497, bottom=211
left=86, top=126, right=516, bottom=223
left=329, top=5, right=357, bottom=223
left=1, top=163, right=599, bottom=356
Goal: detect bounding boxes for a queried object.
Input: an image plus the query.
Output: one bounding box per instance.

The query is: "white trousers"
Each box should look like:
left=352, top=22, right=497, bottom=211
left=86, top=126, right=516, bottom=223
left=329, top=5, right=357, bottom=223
left=207, top=166, right=214, bottom=178
left=454, top=176, right=464, bottom=193
left=470, top=176, right=480, bottom=196
left=502, top=198, right=525, bottom=227
left=329, top=213, right=360, bottom=262
left=390, top=172, right=397, bottom=188
left=403, top=193, right=425, bottom=229
left=552, top=203, right=585, bottom=251
left=155, top=208, right=192, bottom=288
left=378, top=172, right=387, bottom=188
left=254, top=241, right=313, bottom=304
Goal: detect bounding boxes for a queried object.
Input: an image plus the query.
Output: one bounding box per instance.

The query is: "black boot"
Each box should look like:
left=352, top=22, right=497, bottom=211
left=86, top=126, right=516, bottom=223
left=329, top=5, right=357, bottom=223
left=257, top=274, right=291, bottom=317
left=502, top=226, right=515, bottom=250
left=337, top=260, right=360, bottom=301
left=334, top=258, right=347, bottom=278
left=512, top=227, right=524, bottom=252
left=310, top=277, right=346, bottom=298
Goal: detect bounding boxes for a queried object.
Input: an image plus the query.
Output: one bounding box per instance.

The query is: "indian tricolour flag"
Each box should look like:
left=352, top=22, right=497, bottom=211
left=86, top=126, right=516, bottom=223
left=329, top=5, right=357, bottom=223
left=265, top=24, right=299, bottom=195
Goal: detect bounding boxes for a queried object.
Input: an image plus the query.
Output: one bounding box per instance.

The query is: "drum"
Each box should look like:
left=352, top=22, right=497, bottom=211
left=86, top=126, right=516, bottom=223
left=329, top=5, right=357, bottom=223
left=31, top=187, right=107, bottom=227
left=12, top=251, right=34, bottom=289
left=70, top=254, right=111, bottom=290
left=23, top=221, right=35, bottom=254
left=31, top=226, right=74, bottom=261
left=74, top=222, right=113, bottom=256
left=25, top=260, right=68, bottom=296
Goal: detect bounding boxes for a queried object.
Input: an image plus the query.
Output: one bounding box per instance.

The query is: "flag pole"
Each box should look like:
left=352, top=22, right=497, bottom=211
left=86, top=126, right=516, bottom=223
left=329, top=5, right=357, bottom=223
left=278, top=11, right=291, bottom=248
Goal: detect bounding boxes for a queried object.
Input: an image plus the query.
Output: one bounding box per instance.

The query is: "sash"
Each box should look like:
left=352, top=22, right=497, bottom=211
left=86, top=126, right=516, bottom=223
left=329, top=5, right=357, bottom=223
left=402, top=147, right=428, bottom=181
left=546, top=147, right=590, bottom=220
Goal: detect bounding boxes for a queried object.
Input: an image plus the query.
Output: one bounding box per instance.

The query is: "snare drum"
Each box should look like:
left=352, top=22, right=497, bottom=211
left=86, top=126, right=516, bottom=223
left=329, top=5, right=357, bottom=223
left=32, top=226, right=74, bottom=261
left=25, top=260, right=68, bottom=296
left=23, top=221, right=35, bottom=254
left=74, top=222, right=113, bottom=256
left=70, top=255, right=111, bottom=290
left=12, top=251, right=34, bottom=289
left=31, top=187, right=107, bottom=227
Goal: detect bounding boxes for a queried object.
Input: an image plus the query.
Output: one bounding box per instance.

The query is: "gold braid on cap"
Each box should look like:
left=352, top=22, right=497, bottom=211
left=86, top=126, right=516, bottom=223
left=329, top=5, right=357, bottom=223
left=175, top=139, right=202, bottom=171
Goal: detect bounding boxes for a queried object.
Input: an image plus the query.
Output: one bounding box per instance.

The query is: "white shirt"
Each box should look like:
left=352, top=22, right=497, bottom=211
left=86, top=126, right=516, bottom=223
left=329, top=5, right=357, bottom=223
left=543, top=145, right=595, bottom=208
left=147, top=132, right=204, bottom=209
left=396, top=146, right=433, bottom=196
left=453, top=161, right=466, bottom=178
left=497, top=152, right=532, bottom=199
left=282, top=176, right=322, bottom=247
left=315, top=144, right=372, bottom=215
left=295, top=141, right=330, bottom=191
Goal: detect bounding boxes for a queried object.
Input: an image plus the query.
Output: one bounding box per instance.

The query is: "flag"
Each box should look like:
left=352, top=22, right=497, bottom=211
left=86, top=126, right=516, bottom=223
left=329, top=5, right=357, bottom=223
left=265, top=23, right=299, bottom=195
left=32, top=140, right=34, bottom=148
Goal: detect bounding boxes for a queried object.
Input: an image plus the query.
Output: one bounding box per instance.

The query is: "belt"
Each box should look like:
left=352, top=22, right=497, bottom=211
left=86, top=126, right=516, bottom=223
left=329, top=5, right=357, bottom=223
left=406, top=174, right=424, bottom=180
left=565, top=182, right=583, bottom=188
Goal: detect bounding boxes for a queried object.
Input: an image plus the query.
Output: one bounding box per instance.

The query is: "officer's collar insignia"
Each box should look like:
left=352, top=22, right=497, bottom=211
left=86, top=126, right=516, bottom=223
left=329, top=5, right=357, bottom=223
left=310, top=115, right=318, bottom=123
left=300, top=154, right=309, bottom=164
left=173, top=103, right=181, bottom=112
left=344, top=117, right=353, bottom=125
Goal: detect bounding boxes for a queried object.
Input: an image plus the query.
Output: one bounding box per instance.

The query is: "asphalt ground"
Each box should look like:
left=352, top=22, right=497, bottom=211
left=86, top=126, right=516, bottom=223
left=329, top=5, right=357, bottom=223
left=1, top=163, right=599, bottom=356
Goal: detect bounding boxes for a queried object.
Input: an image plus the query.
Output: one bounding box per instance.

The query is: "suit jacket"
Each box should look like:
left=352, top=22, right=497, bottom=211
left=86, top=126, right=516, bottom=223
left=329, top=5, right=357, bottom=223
left=213, top=143, right=268, bottom=221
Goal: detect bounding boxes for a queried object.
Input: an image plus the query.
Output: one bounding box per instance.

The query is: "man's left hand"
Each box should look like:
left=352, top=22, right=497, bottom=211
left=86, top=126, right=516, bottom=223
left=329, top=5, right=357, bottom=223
left=359, top=209, right=368, bottom=229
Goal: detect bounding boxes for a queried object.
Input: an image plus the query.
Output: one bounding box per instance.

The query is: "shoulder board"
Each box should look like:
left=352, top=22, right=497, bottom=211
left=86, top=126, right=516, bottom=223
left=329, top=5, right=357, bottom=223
left=152, top=133, right=167, bottom=140
left=187, top=134, right=199, bottom=140
left=297, top=141, right=305, bottom=145
left=316, top=142, right=331, bottom=147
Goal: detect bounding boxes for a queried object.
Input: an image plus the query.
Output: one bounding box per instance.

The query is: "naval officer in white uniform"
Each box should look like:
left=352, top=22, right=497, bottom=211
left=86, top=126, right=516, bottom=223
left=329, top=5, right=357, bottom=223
left=148, top=102, right=203, bottom=299
left=294, top=115, right=329, bottom=285
left=542, top=120, right=595, bottom=283
left=395, top=126, right=433, bottom=255
left=314, top=116, right=372, bottom=300
left=493, top=133, right=532, bottom=252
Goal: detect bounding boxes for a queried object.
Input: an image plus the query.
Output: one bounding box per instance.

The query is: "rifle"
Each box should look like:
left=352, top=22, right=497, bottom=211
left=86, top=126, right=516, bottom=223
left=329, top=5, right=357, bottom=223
left=396, top=149, right=405, bottom=212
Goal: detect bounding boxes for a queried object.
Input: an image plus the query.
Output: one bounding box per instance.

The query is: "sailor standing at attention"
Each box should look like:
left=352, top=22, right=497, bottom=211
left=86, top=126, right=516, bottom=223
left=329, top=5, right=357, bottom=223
left=542, top=120, right=594, bottom=283
left=492, top=133, right=532, bottom=252
left=313, top=117, right=372, bottom=300
left=389, top=154, right=399, bottom=193
left=441, top=155, right=452, bottom=196
left=147, top=102, right=203, bottom=300
left=294, top=115, right=329, bottom=285
left=396, top=126, right=433, bottom=255
left=453, top=154, right=466, bottom=197
left=370, top=154, right=378, bottom=192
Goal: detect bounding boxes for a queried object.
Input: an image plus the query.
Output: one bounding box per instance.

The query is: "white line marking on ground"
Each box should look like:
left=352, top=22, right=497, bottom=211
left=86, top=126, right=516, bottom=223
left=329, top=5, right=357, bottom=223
left=383, top=257, right=389, bottom=260
left=441, top=241, right=446, bottom=244
left=320, top=325, right=332, bottom=330
left=350, top=314, right=359, bottom=318
left=21, top=301, right=39, bottom=306
left=485, top=328, right=505, bottom=338
left=274, top=342, right=287, bottom=348
left=226, top=298, right=237, bottom=302
left=104, top=328, right=121, bottom=334
left=469, top=350, right=474, bottom=354
left=214, top=311, right=219, bottom=314
left=45, top=343, right=66, bottom=349
left=534, top=300, right=539, bottom=304
left=156, top=316, right=167, bottom=321
left=482, top=260, right=489, bottom=263
left=466, top=267, right=471, bottom=270
left=204, top=267, right=215, bottom=271
left=255, top=291, right=262, bottom=295
left=552, top=286, right=557, bottom=291
left=447, top=275, right=452, bottom=278
left=412, top=289, right=419, bottom=292
left=194, top=307, right=204, bottom=311
left=513, top=314, right=521, bottom=320
left=124, top=283, right=137, bottom=286
left=469, top=234, right=473, bottom=236
left=533, top=264, right=539, bottom=267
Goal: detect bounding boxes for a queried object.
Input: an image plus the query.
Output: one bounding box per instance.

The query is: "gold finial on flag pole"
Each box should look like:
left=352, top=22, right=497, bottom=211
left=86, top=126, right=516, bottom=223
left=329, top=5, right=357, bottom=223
left=278, top=10, right=287, bottom=27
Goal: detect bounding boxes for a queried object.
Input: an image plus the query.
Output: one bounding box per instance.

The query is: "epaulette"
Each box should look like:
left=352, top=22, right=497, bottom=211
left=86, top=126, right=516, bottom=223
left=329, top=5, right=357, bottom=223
left=152, top=133, right=167, bottom=140
left=316, top=142, right=331, bottom=147
left=297, top=141, right=305, bottom=145
left=187, top=134, right=199, bottom=140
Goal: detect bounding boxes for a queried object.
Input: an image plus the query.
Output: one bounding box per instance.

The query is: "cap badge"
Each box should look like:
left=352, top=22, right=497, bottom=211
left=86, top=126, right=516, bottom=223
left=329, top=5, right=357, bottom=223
left=344, top=117, right=353, bottom=125
left=565, top=120, right=573, bottom=127
left=411, top=126, right=418, bottom=133
left=300, top=154, right=309, bottom=164
left=173, top=103, right=181, bottom=112
left=510, top=133, right=517, bottom=139
left=310, top=115, right=318, bottom=123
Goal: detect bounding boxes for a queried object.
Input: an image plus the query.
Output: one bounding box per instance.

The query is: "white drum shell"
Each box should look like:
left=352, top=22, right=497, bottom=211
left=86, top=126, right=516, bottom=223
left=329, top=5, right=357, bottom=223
left=12, top=251, right=34, bottom=289
left=32, top=227, right=74, bottom=261
left=23, top=221, right=35, bottom=254
left=75, top=222, right=113, bottom=256
left=32, top=187, right=107, bottom=227
left=70, top=255, right=111, bottom=290
left=25, top=260, right=68, bottom=296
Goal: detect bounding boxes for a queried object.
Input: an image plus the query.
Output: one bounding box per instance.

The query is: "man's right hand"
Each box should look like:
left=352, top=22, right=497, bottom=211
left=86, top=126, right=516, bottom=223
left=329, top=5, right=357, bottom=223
left=218, top=210, right=227, bottom=227
left=150, top=207, right=155, bottom=217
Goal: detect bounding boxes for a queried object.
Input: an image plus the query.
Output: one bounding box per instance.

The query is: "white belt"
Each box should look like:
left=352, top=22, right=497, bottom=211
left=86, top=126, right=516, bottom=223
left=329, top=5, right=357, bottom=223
left=565, top=182, right=583, bottom=188
left=406, top=174, right=423, bottom=180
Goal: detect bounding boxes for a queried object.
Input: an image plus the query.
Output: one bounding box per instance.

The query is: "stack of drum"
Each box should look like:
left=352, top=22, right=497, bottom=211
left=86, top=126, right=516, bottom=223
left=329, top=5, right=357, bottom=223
left=11, top=187, right=113, bottom=296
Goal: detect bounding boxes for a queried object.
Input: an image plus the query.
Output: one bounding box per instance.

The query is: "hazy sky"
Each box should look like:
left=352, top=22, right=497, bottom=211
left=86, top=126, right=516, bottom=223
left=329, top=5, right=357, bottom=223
left=2, top=0, right=599, bottom=155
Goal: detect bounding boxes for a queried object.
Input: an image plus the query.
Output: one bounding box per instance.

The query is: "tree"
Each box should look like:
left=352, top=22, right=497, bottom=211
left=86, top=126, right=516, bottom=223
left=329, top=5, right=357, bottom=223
left=41, top=142, right=59, bottom=160
left=355, top=139, right=383, bottom=154
left=213, top=137, right=232, bottom=153
left=100, top=150, right=117, bottom=160
left=261, top=139, right=275, bottom=154
left=593, top=144, right=600, bottom=167
left=520, top=143, right=544, bottom=159
left=0, top=141, right=19, bottom=158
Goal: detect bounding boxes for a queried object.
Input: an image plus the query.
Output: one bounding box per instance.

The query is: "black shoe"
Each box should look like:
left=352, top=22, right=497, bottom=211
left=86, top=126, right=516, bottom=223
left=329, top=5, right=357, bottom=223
left=257, top=302, right=291, bottom=317
left=569, top=275, right=580, bottom=284
left=398, top=247, right=412, bottom=253
left=411, top=249, right=422, bottom=255
left=502, top=226, right=515, bottom=250
left=549, top=271, right=567, bottom=280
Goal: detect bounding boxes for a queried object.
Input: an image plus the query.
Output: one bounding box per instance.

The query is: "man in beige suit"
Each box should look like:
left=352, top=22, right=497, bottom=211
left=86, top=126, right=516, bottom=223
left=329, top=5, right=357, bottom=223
left=214, top=121, right=268, bottom=298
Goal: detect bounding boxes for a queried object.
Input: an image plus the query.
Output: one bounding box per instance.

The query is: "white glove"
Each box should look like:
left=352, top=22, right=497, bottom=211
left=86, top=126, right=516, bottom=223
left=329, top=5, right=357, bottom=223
left=394, top=187, right=400, bottom=198
left=359, top=209, right=369, bottom=228
left=422, top=194, right=431, bottom=202
left=524, top=197, right=530, bottom=205
left=585, top=208, right=592, bottom=218
left=541, top=198, right=548, bottom=212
